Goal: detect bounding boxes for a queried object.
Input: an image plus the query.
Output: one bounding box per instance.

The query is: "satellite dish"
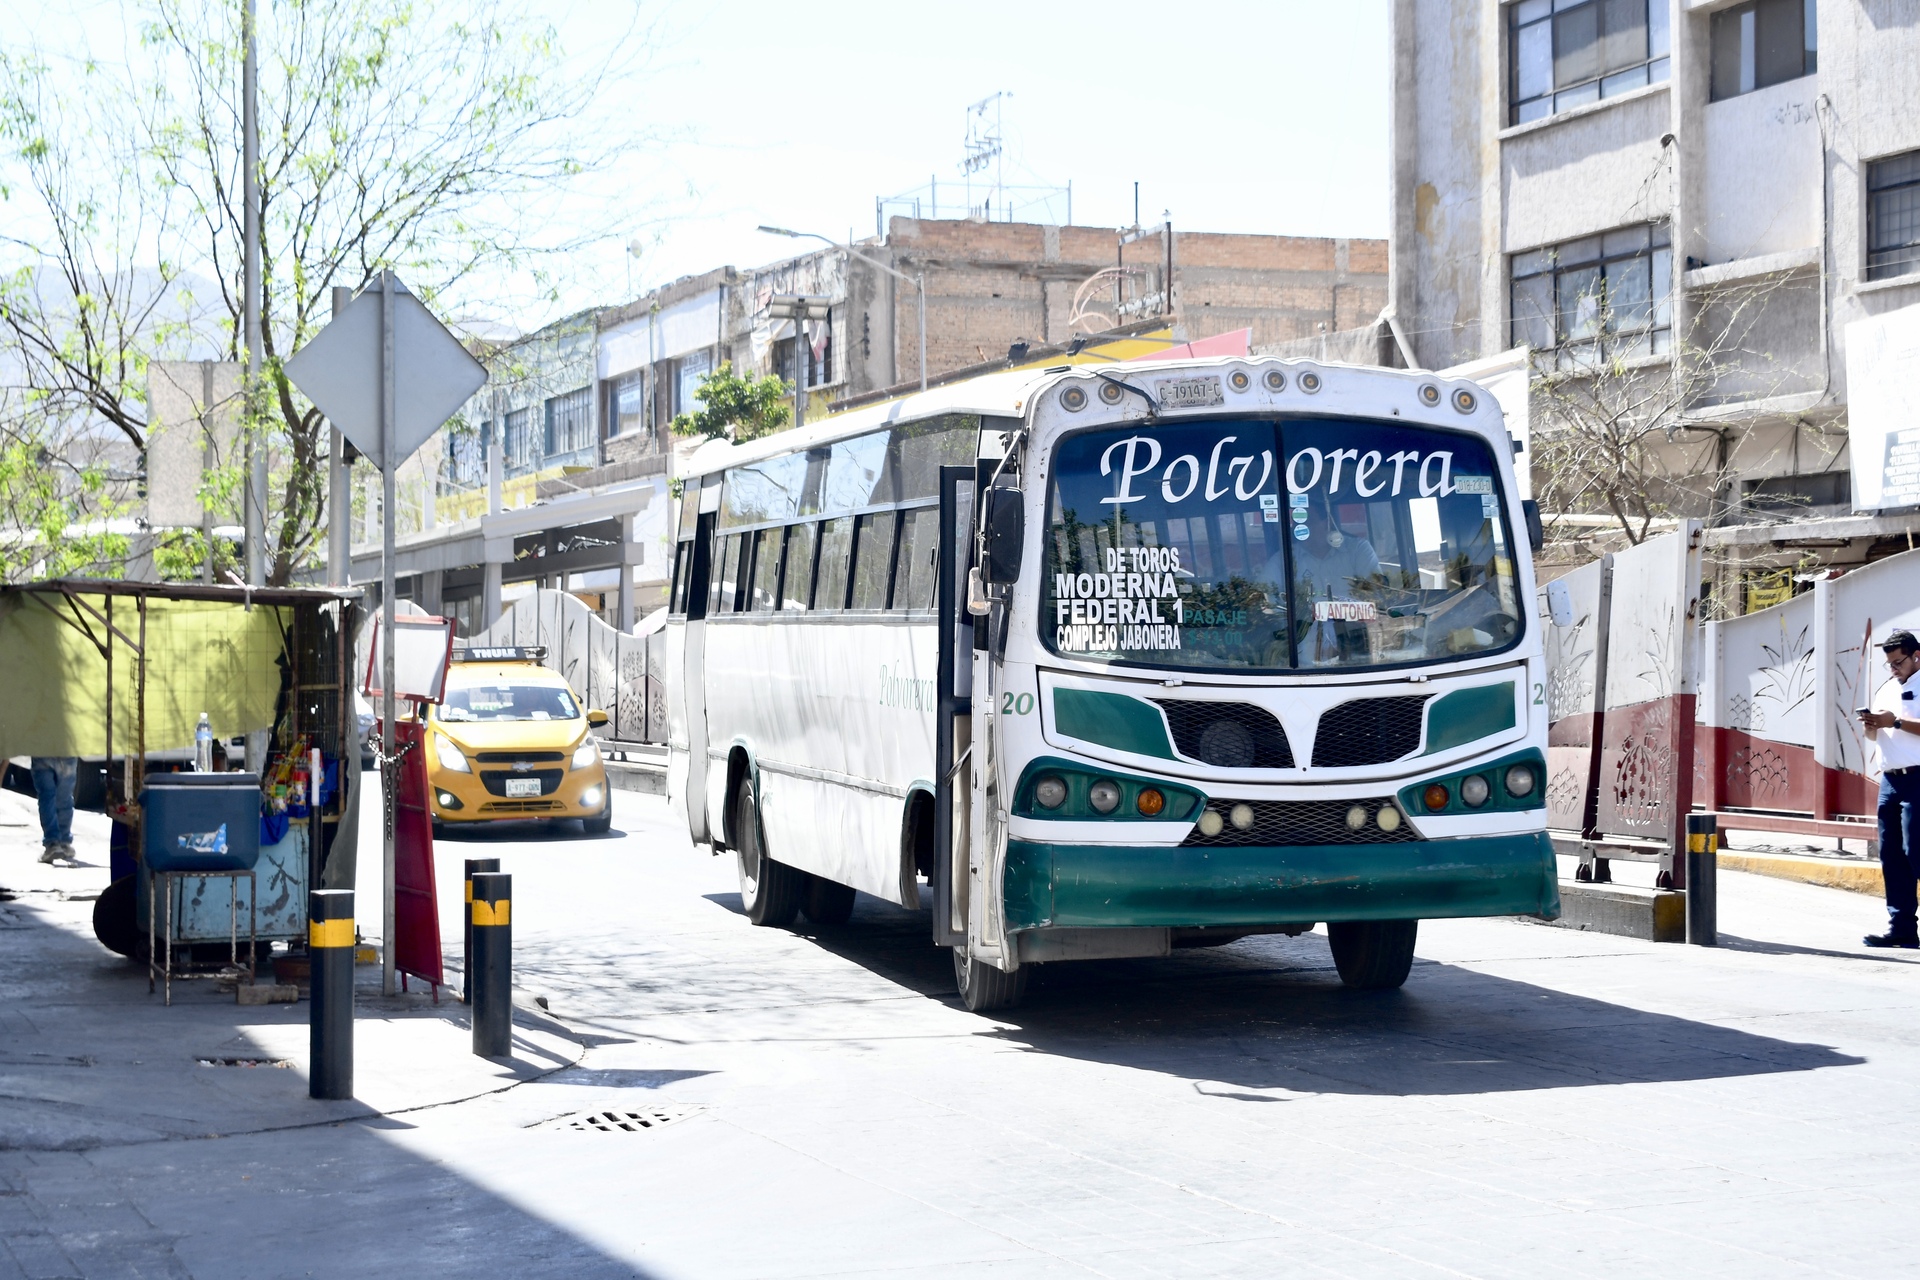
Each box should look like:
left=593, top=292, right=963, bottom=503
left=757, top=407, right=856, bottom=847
left=626, top=237, right=645, bottom=259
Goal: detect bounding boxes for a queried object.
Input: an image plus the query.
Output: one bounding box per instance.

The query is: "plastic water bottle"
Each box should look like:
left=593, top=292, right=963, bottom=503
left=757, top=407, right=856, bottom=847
left=194, top=713, right=213, bottom=772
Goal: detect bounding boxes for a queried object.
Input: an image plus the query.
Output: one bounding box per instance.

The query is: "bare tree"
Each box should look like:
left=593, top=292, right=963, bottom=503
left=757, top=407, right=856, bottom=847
left=0, top=0, right=654, bottom=584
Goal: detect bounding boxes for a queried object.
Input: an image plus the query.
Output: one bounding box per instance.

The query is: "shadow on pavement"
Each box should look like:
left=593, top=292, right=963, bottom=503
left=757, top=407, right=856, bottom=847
left=713, top=890, right=1866, bottom=1099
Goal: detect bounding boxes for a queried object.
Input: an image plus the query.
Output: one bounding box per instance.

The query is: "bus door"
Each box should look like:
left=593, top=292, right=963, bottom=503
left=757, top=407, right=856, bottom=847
left=933, top=466, right=974, bottom=947
left=676, top=481, right=720, bottom=845
left=961, top=461, right=1019, bottom=971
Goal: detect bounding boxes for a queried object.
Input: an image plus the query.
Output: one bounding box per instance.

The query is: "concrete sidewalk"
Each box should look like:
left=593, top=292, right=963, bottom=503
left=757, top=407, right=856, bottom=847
left=0, top=787, right=584, bottom=1156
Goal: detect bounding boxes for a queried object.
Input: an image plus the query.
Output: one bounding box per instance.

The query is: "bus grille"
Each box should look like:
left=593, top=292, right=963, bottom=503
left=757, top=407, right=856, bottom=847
left=1311, top=696, right=1431, bottom=767
left=1152, top=700, right=1294, bottom=768
left=1180, top=798, right=1422, bottom=847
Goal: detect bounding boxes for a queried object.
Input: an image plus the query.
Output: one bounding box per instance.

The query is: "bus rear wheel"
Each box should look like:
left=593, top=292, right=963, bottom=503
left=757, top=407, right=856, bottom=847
left=735, top=782, right=801, bottom=928
left=952, top=947, right=1027, bottom=1012
left=801, top=875, right=855, bottom=926
left=1326, top=920, right=1418, bottom=990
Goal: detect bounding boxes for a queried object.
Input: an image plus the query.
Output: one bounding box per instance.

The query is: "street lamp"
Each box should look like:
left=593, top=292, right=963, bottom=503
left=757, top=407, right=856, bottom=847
left=759, top=225, right=928, bottom=393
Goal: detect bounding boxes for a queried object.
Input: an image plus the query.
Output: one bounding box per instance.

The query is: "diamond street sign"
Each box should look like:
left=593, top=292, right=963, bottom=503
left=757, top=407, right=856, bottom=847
left=283, top=274, right=486, bottom=473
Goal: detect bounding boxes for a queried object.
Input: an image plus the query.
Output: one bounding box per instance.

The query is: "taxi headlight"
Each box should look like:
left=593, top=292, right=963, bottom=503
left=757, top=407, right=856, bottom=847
left=433, top=735, right=471, bottom=773
left=572, top=739, right=600, bottom=770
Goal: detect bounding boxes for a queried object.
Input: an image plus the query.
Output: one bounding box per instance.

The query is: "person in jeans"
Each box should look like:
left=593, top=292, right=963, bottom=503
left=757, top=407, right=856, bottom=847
left=1860, top=630, right=1920, bottom=948
left=29, top=756, right=77, bottom=865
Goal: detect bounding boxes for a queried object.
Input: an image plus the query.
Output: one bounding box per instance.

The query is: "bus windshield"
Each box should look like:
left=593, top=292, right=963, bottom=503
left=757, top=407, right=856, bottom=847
left=1042, top=417, right=1522, bottom=672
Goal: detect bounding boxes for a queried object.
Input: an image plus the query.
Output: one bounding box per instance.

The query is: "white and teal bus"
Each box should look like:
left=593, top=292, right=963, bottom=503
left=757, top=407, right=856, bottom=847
left=665, top=356, right=1558, bottom=1010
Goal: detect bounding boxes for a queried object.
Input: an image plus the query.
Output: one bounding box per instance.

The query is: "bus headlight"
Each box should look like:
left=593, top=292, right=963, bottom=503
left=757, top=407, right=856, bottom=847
left=1088, top=779, right=1121, bottom=814
left=434, top=735, right=471, bottom=773
left=572, top=739, right=599, bottom=770
left=1505, top=764, right=1536, bottom=797
left=1461, top=775, right=1490, bottom=807
left=1033, top=776, right=1068, bottom=809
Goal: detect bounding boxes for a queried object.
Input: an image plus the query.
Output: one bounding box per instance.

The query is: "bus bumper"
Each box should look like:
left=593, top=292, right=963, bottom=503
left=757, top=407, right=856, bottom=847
left=1004, top=832, right=1560, bottom=930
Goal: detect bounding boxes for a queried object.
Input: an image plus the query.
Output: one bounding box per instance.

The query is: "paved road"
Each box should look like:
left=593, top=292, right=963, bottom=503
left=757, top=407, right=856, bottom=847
left=6, top=787, right=1920, bottom=1278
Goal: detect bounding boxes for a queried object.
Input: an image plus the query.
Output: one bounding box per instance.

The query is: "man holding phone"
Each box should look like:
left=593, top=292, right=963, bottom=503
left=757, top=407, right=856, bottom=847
left=1859, top=629, right=1920, bottom=948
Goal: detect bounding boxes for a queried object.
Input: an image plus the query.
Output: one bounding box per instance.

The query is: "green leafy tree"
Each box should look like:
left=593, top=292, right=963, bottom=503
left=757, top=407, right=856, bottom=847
left=0, top=0, right=650, bottom=584
left=670, top=362, right=794, bottom=444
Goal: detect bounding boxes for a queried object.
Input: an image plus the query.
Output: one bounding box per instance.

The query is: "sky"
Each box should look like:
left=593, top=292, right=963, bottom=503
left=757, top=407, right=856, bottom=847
left=557, top=0, right=1390, bottom=320
left=5, top=0, right=1390, bottom=331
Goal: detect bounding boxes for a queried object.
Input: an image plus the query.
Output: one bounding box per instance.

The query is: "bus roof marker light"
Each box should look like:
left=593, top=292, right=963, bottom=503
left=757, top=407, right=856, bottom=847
left=1228, top=370, right=1251, bottom=392
left=1298, top=371, right=1322, bottom=394
left=1098, top=381, right=1125, bottom=405
left=1059, top=385, right=1089, bottom=412
left=1089, top=779, right=1122, bottom=814
left=1418, top=384, right=1442, bottom=407
left=1263, top=370, right=1286, bottom=391
left=1453, top=388, right=1477, bottom=414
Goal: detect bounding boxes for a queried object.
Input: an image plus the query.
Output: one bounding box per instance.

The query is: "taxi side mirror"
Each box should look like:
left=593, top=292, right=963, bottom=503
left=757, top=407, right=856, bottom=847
left=587, top=709, right=609, bottom=727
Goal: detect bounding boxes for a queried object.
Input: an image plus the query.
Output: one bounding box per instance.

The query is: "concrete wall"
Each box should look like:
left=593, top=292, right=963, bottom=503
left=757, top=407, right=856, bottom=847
left=1698, top=80, right=1822, bottom=264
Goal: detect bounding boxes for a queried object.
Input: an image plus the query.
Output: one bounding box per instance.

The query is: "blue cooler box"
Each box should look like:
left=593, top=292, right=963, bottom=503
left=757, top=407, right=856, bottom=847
left=141, top=773, right=263, bottom=873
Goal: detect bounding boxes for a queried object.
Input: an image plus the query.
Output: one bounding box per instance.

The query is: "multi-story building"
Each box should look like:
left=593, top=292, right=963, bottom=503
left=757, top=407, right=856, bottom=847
left=1387, top=0, right=1920, bottom=609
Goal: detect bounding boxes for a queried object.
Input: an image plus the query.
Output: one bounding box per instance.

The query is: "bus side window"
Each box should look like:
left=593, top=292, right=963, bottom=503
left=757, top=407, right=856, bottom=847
left=711, top=533, right=743, bottom=615
left=783, top=521, right=819, bottom=610
left=816, top=516, right=855, bottom=611
left=749, top=528, right=782, bottom=613
left=894, top=506, right=939, bottom=611
left=851, top=512, right=899, bottom=610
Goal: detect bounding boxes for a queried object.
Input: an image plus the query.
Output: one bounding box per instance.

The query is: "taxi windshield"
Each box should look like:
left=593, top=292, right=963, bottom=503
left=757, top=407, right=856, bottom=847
left=435, top=680, right=580, bottom=722
left=1041, top=417, right=1522, bottom=672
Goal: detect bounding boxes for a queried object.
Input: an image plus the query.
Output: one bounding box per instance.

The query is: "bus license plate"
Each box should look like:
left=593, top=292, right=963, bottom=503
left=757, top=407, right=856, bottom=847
left=504, top=778, right=542, bottom=798
left=1158, top=376, right=1224, bottom=409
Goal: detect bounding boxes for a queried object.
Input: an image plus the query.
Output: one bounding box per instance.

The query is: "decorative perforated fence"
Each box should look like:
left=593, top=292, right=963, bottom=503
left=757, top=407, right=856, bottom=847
left=468, top=591, right=667, bottom=745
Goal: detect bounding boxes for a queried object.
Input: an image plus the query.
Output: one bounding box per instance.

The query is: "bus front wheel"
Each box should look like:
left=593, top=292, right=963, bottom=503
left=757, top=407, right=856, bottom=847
left=735, top=782, right=802, bottom=928
left=953, top=947, right=1027, bottom=1012
left=1326, top=920, right=1418, bottom=990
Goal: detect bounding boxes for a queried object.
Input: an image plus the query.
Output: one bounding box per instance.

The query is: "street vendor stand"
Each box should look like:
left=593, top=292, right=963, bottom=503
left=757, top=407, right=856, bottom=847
left=0, top=580, right=362, bottom=986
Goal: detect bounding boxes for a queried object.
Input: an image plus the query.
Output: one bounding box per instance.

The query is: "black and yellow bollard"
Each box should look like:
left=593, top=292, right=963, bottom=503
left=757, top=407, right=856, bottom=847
left=463, top=858, right=500, bottom=1004
left=308, top=889, right=355, bottom=1099
left=470, top=871, right=512, bottom=1058
left=1686, top=813, right=1718, bottom=946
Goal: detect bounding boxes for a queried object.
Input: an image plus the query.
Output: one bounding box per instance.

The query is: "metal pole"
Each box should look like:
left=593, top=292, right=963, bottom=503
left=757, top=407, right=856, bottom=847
left=380, top=269, right=398, bottom=997
left=1686, top=813, right=1718, bottom=945
left=917, top=274, right=928, bottom=392
left=470, top=871, right=512, bottom=1057
left=463, top=857, right=500, bottom=1004
left=308, top=888, right=354, bottom=1099
left=327, top=287, right=352, bottom=587
left=793, top=305, right=805, bottom=431
left=242, top=0, right=265, bottom=586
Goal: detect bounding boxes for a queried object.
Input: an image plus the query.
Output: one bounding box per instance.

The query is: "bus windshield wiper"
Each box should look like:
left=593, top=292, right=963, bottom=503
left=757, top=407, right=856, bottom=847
left=1091, top=372, right=1159, bottom=419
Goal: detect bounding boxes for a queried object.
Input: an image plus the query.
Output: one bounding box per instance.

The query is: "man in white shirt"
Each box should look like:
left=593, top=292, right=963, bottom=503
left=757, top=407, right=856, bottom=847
left=1859, top=629, right=1920, bottom=948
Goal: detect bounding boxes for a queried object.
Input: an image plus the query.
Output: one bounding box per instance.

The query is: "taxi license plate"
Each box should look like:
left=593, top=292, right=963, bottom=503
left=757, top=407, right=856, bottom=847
left=504, top=778, right=542, bottom=798
left=1158, top=376, right=1224, bottom=409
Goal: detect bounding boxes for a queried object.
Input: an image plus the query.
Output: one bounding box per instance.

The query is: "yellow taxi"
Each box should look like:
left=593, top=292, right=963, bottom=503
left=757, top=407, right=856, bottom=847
left=424, top=646, right=612, bottom=834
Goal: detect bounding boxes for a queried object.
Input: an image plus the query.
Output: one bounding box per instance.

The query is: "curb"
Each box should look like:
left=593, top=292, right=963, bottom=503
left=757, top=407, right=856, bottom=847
left=1719, top=849, right=1883, bottom=897
left=605, top=758, right=665, bottom=796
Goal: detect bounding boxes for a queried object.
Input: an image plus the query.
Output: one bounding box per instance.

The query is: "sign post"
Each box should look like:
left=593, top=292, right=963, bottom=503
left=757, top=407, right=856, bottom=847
left=285, top=271, right=486, bottom=995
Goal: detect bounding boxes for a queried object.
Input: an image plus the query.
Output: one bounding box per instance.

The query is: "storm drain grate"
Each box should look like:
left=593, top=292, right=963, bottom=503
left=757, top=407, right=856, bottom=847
left=540, top=1105, right=700, bottom=1133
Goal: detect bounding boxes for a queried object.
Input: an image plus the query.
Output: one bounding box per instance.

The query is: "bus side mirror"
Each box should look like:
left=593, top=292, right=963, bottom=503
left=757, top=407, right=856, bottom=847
left=983, top=487, right=1024, bottom=584
left=1521, top=499, right=1544, bottom=554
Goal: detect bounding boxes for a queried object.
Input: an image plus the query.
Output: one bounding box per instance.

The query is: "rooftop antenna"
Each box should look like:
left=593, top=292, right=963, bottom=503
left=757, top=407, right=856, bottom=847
left=962, top=92, right=1009, bottom=220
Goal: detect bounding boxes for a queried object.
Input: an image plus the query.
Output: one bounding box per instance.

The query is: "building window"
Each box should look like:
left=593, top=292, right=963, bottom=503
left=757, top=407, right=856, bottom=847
left=776, top=323, right=835, bottom=391
left=1867, top=150, right=1920, bottom=283
left=1709, top=0, right=1815, bottom=101
left=1509, top=0, right=1670, bottom=126
left=1511, top=224, right=1672, bottom=365
left=544, top=386, right=593, bottom=459
left=675, top=353, right=712, bottom=419
left=445, top=423, right=485, bottom=489
left=608, top=370, right=647, bottom=439
left=503, top=407, right=531, bottom=473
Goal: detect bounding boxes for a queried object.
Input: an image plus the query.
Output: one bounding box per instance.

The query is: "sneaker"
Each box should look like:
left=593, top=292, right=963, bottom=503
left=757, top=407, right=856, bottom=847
left=38, top=844, right=62, bottom=864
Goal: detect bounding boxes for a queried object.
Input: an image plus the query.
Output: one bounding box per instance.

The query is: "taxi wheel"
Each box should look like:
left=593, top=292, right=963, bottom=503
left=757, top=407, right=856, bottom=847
left=734, top=781, right=800, bottom=928
left=583, top=796, right=612, bottom=835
